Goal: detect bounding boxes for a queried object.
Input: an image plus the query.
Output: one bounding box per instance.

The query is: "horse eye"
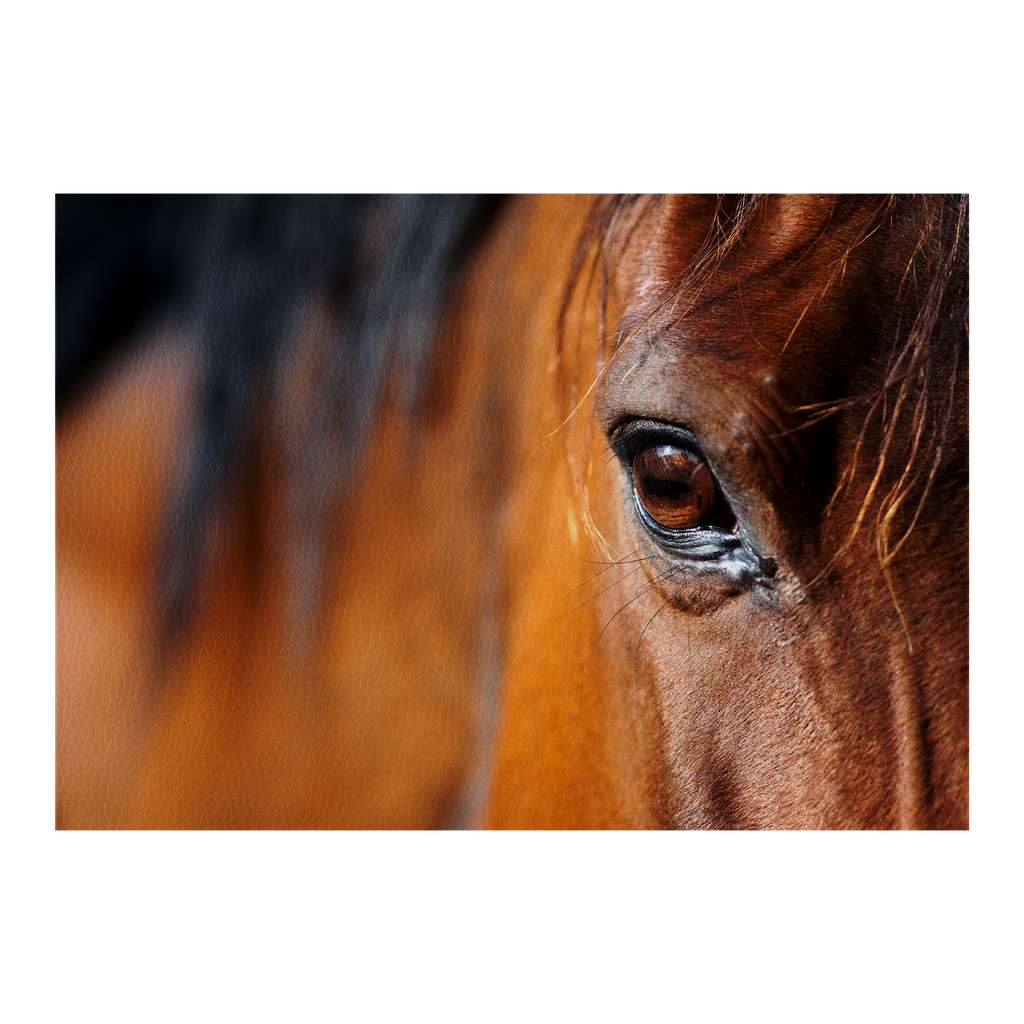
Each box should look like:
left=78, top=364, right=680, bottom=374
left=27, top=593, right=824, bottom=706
left=632, top=445, right=719, bottom=530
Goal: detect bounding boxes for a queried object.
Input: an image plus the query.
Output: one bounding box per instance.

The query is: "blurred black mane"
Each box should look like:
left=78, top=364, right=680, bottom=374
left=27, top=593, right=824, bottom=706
left=57, top=194, right=506, bottom=648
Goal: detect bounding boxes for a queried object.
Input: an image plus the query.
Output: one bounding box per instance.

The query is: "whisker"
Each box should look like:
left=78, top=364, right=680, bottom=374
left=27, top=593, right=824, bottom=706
left=581, top=579, right=662, bottom=685
left=568, top=549, right=642, bottom=594
left=633, top=598, right=671, bottom=702
left=562, top=560, right=649, bottom=619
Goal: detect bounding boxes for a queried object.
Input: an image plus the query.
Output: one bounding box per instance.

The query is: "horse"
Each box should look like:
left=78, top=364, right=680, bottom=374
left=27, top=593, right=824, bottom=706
left=55, top=194, right=968, bottom=829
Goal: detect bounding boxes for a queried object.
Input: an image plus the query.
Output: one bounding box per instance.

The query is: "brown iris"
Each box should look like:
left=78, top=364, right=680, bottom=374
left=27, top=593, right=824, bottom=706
left=632, top=445, right=717, bottom=529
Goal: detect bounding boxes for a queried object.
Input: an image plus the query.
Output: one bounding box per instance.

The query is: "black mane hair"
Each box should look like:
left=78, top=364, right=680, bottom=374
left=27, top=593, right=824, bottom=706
left=57, top=194, right=507, bottom=649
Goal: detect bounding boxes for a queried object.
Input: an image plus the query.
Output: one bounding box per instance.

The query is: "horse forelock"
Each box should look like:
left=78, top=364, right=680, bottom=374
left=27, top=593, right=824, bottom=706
left=560, top=195, right=967, bottom=617
left=770, top=195, right=969, bottom=622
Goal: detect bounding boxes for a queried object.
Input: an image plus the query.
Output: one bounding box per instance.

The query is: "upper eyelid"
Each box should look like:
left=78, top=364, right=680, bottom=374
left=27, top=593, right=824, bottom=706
left=609, top=419, right=704, bottom=463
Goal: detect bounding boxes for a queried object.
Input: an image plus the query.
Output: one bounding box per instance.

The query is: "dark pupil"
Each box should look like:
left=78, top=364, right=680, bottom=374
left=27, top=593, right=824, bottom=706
left=641, top=475, right=699, bottom=503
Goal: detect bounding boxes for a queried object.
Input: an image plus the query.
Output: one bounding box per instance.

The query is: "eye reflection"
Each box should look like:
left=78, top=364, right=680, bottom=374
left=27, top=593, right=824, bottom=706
left=632, top=445, right=718, bottom=529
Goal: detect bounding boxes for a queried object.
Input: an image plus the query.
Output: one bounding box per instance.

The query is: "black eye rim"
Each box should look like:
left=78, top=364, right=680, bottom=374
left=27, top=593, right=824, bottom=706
left=608, top=418, right=737, bottom=540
